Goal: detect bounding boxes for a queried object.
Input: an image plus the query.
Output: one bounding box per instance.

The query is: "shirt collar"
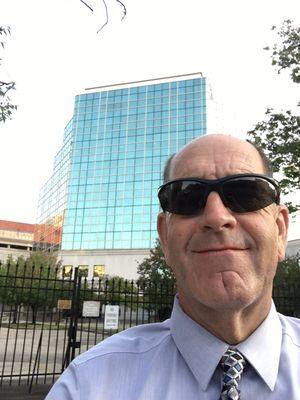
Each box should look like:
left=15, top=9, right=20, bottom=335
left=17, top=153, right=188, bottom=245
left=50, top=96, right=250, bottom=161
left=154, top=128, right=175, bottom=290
left=170, top=297, right=228, bottom=391
left=170, top=297, right=282, bottom=391
left=237, top=301, right=282, bottom=390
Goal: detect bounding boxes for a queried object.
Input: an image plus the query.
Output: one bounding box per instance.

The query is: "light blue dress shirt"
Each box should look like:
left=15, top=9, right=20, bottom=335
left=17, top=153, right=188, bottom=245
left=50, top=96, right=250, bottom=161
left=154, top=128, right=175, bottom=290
left=46, top=297, right=300, bottom=399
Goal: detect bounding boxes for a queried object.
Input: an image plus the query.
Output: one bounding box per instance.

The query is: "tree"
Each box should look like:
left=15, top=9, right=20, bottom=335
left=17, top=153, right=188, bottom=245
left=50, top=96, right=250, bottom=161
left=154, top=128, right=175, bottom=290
left=79, top=0, right=127, bottom=34
left=275, top=255, right=300, bottom=285
left=137, top=239, right=176, bottom=320
left=247, top=20, right=300, bottom=213
left=0, top=251, right=61, bottom=324
left=0, top=26, right=17, bottom=123
left=274, top=255, right=300, bottom=316
left=100, top=276, right=139, bottom=308
left=137, top=239, right=175, bottom=285
left=266, top=20, right=300, bottom=84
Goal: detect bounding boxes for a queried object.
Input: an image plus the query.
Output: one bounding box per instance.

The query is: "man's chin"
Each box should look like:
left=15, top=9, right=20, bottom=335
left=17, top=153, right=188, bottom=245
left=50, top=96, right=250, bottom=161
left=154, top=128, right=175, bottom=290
left=198, top=284, right=254, bottom=311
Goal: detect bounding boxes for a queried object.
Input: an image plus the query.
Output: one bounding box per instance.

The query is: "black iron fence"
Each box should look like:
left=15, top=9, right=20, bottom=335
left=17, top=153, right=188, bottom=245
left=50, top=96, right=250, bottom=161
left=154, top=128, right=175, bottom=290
left=273, top=284, right=300, bottom=317
left=0, top=263, right=300, bottom=390
left=0, top=263, right=174, bottom=390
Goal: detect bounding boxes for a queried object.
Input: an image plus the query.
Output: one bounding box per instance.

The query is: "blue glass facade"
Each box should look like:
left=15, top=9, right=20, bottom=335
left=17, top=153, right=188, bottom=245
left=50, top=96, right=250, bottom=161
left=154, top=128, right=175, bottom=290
left=37, top=75, right=206, bottom=251
left=35, top=120, right=73, bottom=250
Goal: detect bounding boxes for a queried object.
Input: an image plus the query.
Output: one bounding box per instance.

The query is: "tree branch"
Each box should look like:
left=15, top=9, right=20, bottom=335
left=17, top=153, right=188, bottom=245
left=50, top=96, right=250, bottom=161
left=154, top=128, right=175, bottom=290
left=0, top=81, right=15, bottom=96
left=97, top=0, right=109, bottom=34
left=79, top=0, right=94, bottom=12
left=79, top=0, right=127, bottom=34
left=116, top=0, right=127, bottom=20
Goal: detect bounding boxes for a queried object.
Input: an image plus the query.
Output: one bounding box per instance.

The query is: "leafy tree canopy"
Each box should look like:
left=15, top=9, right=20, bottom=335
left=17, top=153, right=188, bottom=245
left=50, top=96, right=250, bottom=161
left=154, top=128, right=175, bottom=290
left=137, top=238, right=175, bottom=287
left=275, top=255, right=300, bottom=285
left=265, top=19, right=300, bottom=84
left=21, top=249, right=61, bottom=270
left=100, top=275, right=138, bottom=307
left=0, top=251, right=61, bottom=323
left=248, top=20, right=300, bottom=214
left=0, top=26, right=17, bottom=123
left=137, top=239, right=175, bottom=320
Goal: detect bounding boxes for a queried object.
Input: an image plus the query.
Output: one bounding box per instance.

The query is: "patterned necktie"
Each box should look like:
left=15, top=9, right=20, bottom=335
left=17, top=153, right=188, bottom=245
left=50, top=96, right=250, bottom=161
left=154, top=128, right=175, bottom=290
left=219, top=347, right=246, bottom=400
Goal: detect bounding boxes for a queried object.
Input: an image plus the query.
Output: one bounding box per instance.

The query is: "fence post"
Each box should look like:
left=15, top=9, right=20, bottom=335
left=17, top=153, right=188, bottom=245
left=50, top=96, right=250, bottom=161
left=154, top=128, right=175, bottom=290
left=29, top=331, right=43, bottom=393
left=62, top=267, right=81, bottom=370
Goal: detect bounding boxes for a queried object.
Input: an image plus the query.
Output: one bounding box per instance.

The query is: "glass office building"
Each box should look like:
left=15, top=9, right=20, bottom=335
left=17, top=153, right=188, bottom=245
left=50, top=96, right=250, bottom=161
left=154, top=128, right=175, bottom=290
left=35, top=73, right=207, bottom=261
left=35, top=120, right=73, bottom=251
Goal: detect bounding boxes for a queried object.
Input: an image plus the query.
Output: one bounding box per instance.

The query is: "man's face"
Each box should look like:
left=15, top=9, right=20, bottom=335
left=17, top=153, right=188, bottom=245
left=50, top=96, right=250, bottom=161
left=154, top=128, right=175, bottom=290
left=158, top=135, right=288, bottom=315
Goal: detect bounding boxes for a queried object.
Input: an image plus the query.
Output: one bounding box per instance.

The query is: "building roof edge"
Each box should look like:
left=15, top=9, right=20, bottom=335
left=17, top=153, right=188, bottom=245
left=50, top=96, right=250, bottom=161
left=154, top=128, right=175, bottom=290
left=83, top=72, right=204, bottom=94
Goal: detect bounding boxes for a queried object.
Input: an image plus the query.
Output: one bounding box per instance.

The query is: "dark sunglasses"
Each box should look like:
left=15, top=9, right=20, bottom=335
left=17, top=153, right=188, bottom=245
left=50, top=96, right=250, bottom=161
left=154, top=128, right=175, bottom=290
left=158, top=173, right=280, bottom=215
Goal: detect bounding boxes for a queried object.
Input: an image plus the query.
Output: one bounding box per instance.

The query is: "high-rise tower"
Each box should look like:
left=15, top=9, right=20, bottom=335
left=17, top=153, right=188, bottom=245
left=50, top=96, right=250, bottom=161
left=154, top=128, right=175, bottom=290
left=35, top=73, right=207, bottom=278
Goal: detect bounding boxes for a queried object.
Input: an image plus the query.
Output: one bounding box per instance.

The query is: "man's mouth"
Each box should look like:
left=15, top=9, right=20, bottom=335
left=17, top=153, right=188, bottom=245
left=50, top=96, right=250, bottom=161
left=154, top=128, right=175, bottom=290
left=192, top=247, right=247, bottom=253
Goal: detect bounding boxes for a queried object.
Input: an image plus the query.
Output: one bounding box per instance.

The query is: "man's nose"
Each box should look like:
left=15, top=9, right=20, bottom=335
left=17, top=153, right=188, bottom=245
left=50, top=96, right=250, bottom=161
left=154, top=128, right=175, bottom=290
left=200, top=192, right=237, bottom=232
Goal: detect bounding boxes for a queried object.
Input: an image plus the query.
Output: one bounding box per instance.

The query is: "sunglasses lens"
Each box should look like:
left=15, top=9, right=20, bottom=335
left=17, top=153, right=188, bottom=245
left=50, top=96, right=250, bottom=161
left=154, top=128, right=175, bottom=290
left=223, top=177, right=278, bottom=212
left=159, top=181, right=206, bottom=215
left=159, top=176, right=279, bottom=216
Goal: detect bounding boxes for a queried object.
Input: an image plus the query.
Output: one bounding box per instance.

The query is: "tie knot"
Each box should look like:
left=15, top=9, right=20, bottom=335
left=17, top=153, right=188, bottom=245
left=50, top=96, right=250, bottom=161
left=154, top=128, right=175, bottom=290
left=220, top=348, right=246, bottom=400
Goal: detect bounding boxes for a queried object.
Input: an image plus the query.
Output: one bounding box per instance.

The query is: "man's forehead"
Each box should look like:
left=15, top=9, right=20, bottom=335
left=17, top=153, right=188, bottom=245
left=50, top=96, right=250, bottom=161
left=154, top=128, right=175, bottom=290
left=170, top=135, right=264, bottom=179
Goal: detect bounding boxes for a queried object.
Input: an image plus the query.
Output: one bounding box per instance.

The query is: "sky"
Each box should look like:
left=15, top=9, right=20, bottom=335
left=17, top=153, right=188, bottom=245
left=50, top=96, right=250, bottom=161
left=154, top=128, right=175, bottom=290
left=1, top=0, right=299, bottom=239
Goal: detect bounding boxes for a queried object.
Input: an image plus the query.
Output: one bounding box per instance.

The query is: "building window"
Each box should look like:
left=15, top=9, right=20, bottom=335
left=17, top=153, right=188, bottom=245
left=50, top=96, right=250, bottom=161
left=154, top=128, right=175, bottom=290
left=94, top=264, right=105, bottom=277
left=78, top=265, right=89, bottom=277
left=62, top=265, right=73, bottom=278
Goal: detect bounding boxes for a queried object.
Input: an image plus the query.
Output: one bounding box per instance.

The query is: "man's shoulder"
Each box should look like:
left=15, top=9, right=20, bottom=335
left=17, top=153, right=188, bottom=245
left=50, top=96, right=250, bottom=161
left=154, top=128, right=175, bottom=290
left=73, top=319, right=172, bottom=367
left=278, top=312, right=300, bottom=347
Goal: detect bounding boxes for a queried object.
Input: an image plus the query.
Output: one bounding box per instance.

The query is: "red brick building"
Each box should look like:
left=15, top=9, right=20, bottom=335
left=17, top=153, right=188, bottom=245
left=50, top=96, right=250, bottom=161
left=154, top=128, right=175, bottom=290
left=0, top=220, right=35, bottom=263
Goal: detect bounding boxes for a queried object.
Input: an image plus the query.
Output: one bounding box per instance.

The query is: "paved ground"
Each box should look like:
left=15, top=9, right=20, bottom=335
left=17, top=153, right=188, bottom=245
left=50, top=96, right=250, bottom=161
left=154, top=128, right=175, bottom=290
left=0, top=384, right=52, bottom=399
left=0, top=325, right=105, bottom=379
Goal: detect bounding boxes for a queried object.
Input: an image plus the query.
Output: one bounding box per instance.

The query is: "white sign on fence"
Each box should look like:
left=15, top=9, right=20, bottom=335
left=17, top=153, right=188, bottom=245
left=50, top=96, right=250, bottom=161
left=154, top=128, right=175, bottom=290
left=104, top=305, right=119, bottom=330
left=82, top=301, right=101, bottom=317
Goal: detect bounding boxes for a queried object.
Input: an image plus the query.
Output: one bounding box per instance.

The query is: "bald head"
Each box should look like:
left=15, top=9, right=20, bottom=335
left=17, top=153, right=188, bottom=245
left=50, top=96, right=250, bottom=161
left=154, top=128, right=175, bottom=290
left=163, top=134, right=272, bottom=182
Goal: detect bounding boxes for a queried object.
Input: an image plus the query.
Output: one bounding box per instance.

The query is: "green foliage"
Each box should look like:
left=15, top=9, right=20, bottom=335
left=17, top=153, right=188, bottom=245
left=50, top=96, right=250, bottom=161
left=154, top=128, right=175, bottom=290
left=248, top=20, right=300, bottom=213
left=274, top=255, right=300, bottom=316
left=23, top=250, right=61, bottom=270
left=0, top=26, right=11, bottom=49
left=248, top=108, right=300, bottom=213
left=137, top=238, right=175, bottom=285
left=137, top=239, right=175, bottom=319
left=274, top=255, right=300, bottom=285
left=0, top=252, right=61, bottom=323
left=100, top=276, right=139, bottom=308
left=0, top=25, right=17, bottom=123
left=265, top=20, right=300, bottom=83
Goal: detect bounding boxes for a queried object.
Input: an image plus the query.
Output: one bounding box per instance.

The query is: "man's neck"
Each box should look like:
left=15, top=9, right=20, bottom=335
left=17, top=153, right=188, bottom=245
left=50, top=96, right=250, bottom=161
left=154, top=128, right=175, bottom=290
left=178, top=295, right=272, bottom=344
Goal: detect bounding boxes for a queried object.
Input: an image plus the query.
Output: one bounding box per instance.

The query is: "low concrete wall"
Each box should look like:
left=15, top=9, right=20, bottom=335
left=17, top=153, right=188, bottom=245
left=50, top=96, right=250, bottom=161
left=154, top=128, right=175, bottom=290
left=58, top=248, right=150, bottom=280
left=286, top=239, right=300, bottom=258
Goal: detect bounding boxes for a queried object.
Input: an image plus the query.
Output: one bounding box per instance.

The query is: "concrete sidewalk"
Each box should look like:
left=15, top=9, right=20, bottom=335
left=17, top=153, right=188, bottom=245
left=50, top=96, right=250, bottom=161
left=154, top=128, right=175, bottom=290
left=0, top=384, right=52, bottom=400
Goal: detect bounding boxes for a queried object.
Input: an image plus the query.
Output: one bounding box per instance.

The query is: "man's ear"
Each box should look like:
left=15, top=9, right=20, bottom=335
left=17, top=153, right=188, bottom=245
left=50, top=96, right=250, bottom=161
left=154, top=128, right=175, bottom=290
left=276, top=205, right=289, bottom=262
left=157, top=212, right=169, bottom=263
